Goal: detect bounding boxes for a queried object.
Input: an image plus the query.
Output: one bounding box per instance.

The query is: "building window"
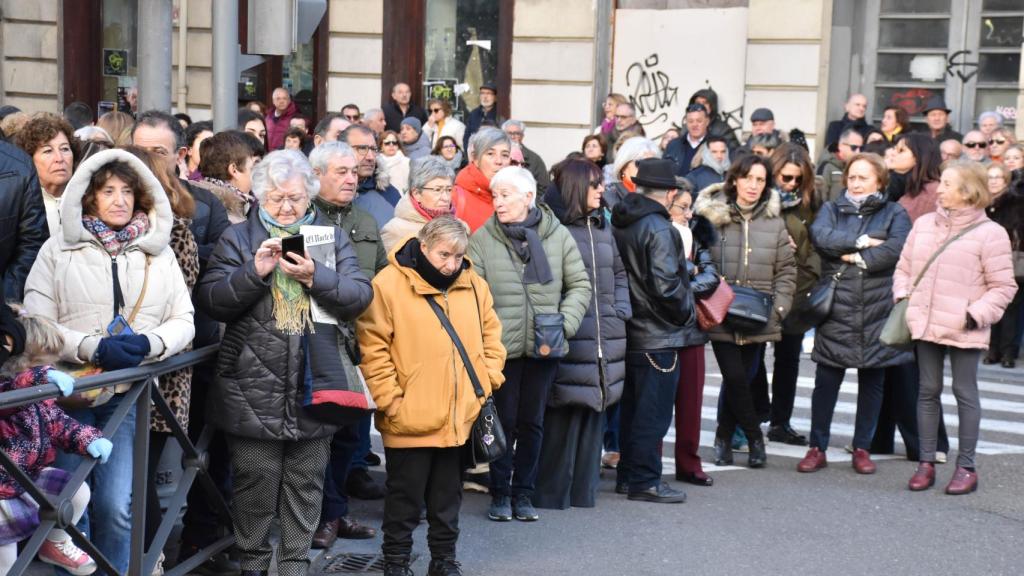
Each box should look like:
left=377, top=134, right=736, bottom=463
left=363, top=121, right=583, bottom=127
left=424, top=0, right=500, bottom=121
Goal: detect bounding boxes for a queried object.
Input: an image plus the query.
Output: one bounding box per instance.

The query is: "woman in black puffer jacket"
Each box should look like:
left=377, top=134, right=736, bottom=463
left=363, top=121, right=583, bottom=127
left=669, top=180, right=720, bottom=486
left=984, top=163, right=1024, bottom=367
left=535, top=159, right=631, bottom=510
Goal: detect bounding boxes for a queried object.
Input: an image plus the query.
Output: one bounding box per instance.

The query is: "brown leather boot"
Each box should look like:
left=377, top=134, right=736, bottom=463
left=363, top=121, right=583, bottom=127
left=797, top=447, right=827, bottom=473
left=852, top=449, right=876, bottom=474
left=945, top=466, right=978, bottom=495
left=908, top=462, right=936, bottom=491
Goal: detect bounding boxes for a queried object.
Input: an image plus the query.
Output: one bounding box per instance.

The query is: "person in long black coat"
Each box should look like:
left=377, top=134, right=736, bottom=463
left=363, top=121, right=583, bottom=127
left=534, top=159, right=631, bottom=510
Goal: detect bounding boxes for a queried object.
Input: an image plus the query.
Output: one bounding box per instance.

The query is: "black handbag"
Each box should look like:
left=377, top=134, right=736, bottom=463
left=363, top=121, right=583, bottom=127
left=505, top=245, right=567, bottom=358
left=720, top=235, right=773, bottom=333
left=792, top=264, right=848, bottom=330
left=425, top=296, right=507, bottom=465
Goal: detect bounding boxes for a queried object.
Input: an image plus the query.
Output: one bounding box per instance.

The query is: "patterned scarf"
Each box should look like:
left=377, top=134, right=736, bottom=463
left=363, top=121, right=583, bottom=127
left=410, top=193, right=455, bottom=221
left=206, top=177, right=256, bottom=210
left=82, top=211, right=150, bottom=256
left=258, top=205, right=318, bottom=335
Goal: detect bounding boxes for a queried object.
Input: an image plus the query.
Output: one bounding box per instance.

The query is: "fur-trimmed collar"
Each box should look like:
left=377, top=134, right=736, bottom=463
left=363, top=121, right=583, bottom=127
left=689, top=213, right=717, bottom=248
left=693, top=182, right=782, bottom=227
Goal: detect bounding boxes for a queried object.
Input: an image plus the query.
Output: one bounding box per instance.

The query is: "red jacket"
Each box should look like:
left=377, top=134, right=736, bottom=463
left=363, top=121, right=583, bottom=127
left=453, top=163, right=494, bottom=233
left=0, top=366, right=103, bottom=499
left=265, top=101, right=299, bottom=151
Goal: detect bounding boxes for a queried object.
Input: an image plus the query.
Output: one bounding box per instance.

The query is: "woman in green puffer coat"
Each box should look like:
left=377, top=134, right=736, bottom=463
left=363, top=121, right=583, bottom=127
left=468, top=166, right=591, bottom=523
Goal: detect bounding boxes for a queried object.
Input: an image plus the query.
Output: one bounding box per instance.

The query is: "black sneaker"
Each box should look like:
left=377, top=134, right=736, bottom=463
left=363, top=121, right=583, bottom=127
left=767, top=424, right=807, bottom=446
left=627, top=482, right=686, bottom=504
left=427, top=557, right=463, bottom=576
left=345, top=468, right=385, bottom=500
left=383, top=556, right=413, bottom=576
left=512, top=494, right=539, bottom=521
left=487, top=495, right=512, bottom=521
left=365, top=450, right=382, bottom=466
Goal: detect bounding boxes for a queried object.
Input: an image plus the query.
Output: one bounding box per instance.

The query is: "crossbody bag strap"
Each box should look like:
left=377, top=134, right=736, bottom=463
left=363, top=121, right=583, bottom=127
left=910, top=221, right=986, bottom=292
left=426, top=296, right=485, bottom=398
left=127, top=255, right=153, bottom=326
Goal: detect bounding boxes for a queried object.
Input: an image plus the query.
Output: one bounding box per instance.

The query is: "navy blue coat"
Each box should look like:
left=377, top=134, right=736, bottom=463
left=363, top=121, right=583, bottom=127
left=685, top=165, right=724, bottom=195
left=664, top=135, right=704, bottom=177
left=543, top=186, right=631, bottom=411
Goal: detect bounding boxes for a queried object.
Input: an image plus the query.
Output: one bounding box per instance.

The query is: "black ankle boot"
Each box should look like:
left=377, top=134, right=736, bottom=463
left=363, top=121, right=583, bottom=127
left=748, top=435, right=767, bottom=468
left=427, top=556, right=463, bottom=576
left=714, top=436, right=734, bottom=466
left=384, top=556, right=413, bottom=576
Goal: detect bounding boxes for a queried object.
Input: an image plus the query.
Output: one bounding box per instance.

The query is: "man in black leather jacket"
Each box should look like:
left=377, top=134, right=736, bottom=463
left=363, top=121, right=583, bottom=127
left=610, top=158, right=692, bottom=505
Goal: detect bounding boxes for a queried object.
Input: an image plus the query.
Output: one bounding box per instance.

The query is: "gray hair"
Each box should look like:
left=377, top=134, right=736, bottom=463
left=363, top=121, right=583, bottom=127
left=977, top=110, right=1004, bottom=128
left=489, top=166, right=537, bottom=208
left=309, top=141, right=356, bottom=175
left=468, top=127, right=511, bottom=162
left=635, top=185, right=672, bottom=197
left=417, top=214, right=469, bottom=252
left=613, top=136, right=662, bottom=180
left=501, top=119, right=525, bottom=132
left=748, top=131, right=781, bottom=150
left=252, top=149, right=320, bottom=202
left=363, top=108, right=384, bottom=122
left=75, top=125, right=113, bottom=144
left=409, top=155, right=455, bottom=191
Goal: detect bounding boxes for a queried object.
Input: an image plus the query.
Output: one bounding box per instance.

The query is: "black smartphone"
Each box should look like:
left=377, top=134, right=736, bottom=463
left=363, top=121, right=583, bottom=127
left=281, top=234, right=305, bottom=259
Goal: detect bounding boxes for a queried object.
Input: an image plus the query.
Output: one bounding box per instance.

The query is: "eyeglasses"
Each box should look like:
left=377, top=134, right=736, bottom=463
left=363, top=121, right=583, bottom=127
left=614, top=114, right=634, bottom=120
left=588, top=179, right=603, bottom=188
left=343, top=114, right=360, bottom=121
left=780, top=174, right=803, bottom=184
left=382, top=140, right=399, bottom=146
left=264, top=195, right=308, bottom=208
left=441, top=143, right=457, bottom=150
left=669, top=203, right=692, bottom=213
left=989, top=138, right=1007, bottom=146
left=965, top=141, right=988, bottom=149
left=420, top=185, right=453, bottom=195
left=509, top=160, right=530, bottom=168
left=841, top=142, right=862, bottom=152
left=351, top=144, right=379, bottom=156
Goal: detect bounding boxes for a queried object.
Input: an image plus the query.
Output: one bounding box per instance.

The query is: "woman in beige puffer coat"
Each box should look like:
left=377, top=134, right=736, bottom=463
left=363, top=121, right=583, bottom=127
left=694, top=154, right=796, bottom=469
left=895, top=161, right=1016, bottom=496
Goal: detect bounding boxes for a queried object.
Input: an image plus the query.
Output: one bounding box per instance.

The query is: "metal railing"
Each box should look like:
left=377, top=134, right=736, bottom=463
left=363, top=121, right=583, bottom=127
left=0, top=345, right=234, bottom=576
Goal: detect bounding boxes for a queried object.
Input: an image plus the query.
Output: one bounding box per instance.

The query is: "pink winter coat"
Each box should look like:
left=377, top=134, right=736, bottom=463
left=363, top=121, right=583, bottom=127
left=893, top=206, right=1017, bottom=349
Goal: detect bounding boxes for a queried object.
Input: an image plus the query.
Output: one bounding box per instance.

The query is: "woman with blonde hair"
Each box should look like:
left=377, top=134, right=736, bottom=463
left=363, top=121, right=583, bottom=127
left=896, top=161, right=1016, bottom=494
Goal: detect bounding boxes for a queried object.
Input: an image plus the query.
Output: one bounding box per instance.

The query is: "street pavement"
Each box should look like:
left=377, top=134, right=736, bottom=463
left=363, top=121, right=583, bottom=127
left=325, top=346, right=1024, bottom=576
left=19, top=347, right=1024, bottom=575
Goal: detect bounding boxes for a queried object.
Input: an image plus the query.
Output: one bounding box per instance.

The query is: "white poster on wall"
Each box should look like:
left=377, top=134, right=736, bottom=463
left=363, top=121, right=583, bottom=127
left=612, top=8, right=749, bottom=140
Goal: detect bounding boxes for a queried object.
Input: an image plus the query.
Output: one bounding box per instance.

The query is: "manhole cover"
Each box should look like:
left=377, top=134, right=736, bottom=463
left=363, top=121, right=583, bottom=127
left=314, top=553, right=418, bottom=574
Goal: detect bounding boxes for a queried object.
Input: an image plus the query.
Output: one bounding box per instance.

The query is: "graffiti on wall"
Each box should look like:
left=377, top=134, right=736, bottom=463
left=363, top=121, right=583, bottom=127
left=625, top=54, right=679, bottom=126
left=946, top=50, right=979, bottom=83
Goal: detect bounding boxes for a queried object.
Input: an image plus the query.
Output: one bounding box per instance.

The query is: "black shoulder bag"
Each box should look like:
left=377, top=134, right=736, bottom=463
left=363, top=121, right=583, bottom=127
left=720, top=230, right=773, bottom=333
left=426, top=296, right=507, bottom=465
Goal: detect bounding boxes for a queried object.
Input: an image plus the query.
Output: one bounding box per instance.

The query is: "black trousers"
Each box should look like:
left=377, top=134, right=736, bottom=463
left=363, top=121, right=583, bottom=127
left=871, top=360, right=949, bottom=458
left=382, top=446, right=464, bottom=560
left=711, top=342, right=764, bottom=441
left=533, top=406, right=603, bottom=509
left=321, top=424, right=360, bottom=521
left=990, top=288, right=1023, bottom=360
left=489, top=358, right=559, bottom=498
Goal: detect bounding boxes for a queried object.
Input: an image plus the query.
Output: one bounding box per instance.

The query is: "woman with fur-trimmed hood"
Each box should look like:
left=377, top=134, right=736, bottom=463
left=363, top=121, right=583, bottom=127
left=693, top=154, right=796, bottom=470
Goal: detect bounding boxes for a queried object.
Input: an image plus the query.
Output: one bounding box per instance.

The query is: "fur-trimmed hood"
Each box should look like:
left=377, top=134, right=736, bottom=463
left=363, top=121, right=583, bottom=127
left=59, top=148, right=173, bottom=254
left=688, top=212, right=718, bottom=248
left=693, top=182, right=782, bottom=227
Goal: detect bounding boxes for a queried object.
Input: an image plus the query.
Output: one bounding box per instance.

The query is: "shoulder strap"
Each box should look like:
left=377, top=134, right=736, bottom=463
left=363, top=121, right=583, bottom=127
left=127, top=255, right=153, bottom=326
left=426, top=296, right=485, bottom=398
left=910, top=221, right=986, bottom=291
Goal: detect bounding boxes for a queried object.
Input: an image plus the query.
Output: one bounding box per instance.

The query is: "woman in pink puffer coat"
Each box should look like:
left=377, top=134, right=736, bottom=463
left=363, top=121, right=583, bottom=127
left=893, top=161, right=1017, bottom=496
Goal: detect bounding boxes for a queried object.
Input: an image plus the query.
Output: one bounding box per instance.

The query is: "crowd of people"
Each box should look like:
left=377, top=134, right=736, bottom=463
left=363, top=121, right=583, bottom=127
left=0, top=82, right=1020, bottom=576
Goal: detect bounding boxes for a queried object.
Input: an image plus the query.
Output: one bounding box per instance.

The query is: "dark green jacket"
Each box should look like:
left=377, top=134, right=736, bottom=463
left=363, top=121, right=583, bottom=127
left=314, top=197, right=387, bottom=280
left=468, top=204, right=592, bottom=359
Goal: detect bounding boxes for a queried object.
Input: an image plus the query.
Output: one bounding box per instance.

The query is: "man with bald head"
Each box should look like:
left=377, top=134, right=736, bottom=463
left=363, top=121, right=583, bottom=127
left=384, top=82, right=427, bottom=132
left=825, top=93, right=872, bottom=153
left=940, top=139, right=963, bottom=163
left=265, top=87, right=299, bottom=151
left=961, top=131, right=990, bottom=163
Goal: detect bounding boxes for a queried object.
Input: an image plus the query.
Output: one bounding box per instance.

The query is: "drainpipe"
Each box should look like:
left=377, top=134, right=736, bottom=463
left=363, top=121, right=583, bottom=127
left=177, top=0, right=188, bottom=113
left=138, top=0, right=173, bottom=112
left=212, top=0, right=238, bottom=131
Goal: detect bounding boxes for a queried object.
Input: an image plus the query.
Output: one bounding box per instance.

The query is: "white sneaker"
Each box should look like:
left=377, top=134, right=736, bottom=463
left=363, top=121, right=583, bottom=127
left=38, top=537, right=97, bottom=576
left=936, top=451, right=948, bottom=464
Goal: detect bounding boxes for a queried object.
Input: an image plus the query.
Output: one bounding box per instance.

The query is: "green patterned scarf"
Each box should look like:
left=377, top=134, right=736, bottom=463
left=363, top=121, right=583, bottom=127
left=258, top=205, right=317, bottom=335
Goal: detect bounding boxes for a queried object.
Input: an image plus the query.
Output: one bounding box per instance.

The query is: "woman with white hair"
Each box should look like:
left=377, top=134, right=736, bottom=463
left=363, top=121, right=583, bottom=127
left=605, top=136, right=662, bottom=210
left=196, top=150, right=373, bottom=576
left=468, top=166, right=591, bottom=523
left=453, top=127, right=512, bottom=232
left=977, top=111, right=1004, bottom=139
left=381, top=156, right=459, bottom=251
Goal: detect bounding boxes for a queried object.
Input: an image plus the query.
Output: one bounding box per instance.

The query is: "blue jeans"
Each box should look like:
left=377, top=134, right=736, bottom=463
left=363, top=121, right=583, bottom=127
left=351, top=413, right=372, bottom=470
left=602, top=403, right=620, bottom=453
left=616, top=351, right=679, bottom=493
left=810, top=364, right=885, bottom=452
left=54, top=394, right=137, bottom=575
left=321, top=424, right=359, bottom=521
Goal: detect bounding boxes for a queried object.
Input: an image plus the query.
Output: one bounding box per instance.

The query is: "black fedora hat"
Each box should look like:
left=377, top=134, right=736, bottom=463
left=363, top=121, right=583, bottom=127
left=922, top=95, right=951, bottom=115
left=632, top=158, right=679, bottom=189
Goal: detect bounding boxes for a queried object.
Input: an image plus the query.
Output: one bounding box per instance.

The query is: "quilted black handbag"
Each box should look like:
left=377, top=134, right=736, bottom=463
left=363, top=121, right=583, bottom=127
left=720, top=236, right=772, bottom=333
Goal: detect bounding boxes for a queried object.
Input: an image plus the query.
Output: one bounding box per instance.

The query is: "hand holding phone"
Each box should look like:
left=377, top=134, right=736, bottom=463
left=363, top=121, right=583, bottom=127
left=281, top=234, right=305, bottom=259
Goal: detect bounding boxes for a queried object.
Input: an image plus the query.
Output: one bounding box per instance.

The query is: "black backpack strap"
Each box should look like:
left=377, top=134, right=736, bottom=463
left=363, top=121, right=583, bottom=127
left=426, top=296, right=485, bottom=398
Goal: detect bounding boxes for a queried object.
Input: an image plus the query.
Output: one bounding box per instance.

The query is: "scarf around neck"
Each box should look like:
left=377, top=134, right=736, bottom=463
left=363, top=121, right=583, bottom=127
left=258, top=205, right=317, bottom=335
left=499, top=207, right=553, bottom=285
left=845, top=190, right=881, bottom=209
left=700, top=145, right=731, bottom=175
left=397, top=238, right=464, bottom=291
left=82, top=211, right=151, bottom=256
left=410, top=193, right=456, bottom=221
left=207, top=177, right=256, bottom=211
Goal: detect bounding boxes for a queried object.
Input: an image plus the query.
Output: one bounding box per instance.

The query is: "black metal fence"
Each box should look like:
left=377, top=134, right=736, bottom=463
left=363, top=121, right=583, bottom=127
left=0, top=345, right=233, bottom=576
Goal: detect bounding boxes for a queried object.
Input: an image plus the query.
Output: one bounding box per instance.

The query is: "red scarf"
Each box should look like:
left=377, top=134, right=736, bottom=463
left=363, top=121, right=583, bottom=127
left=622, top=174, right=637, bottom=193
left=454, top=163, right=493, bottom=203
left=410, top=193, right=455, bottom=221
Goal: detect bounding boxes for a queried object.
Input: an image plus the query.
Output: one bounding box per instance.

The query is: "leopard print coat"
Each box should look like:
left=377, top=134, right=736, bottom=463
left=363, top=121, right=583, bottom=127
left=152, top=217, right=200, bottom=434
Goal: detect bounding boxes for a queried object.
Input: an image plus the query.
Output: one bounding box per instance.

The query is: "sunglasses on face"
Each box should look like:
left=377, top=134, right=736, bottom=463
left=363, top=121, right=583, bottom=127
left=344, top=114, right=360, bottom=121
left=588, top=179, right=603, bottom=188
left=430, top=108, right=443, bottom=113
left=841, top=143, right=861, bottom=152
left=965, top=141, right=987, bottom=149
left=990, top=138, right=1007, bottom=146
left=780, top=174, right=803, bottom=184
left=382, top=140, right=399, bottom=146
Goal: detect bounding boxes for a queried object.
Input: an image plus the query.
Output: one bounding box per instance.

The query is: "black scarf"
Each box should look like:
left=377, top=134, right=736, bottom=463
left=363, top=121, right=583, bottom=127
left=498, top=207, right=553, bottom=285
left=396, top=237, right=464, bottom=291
